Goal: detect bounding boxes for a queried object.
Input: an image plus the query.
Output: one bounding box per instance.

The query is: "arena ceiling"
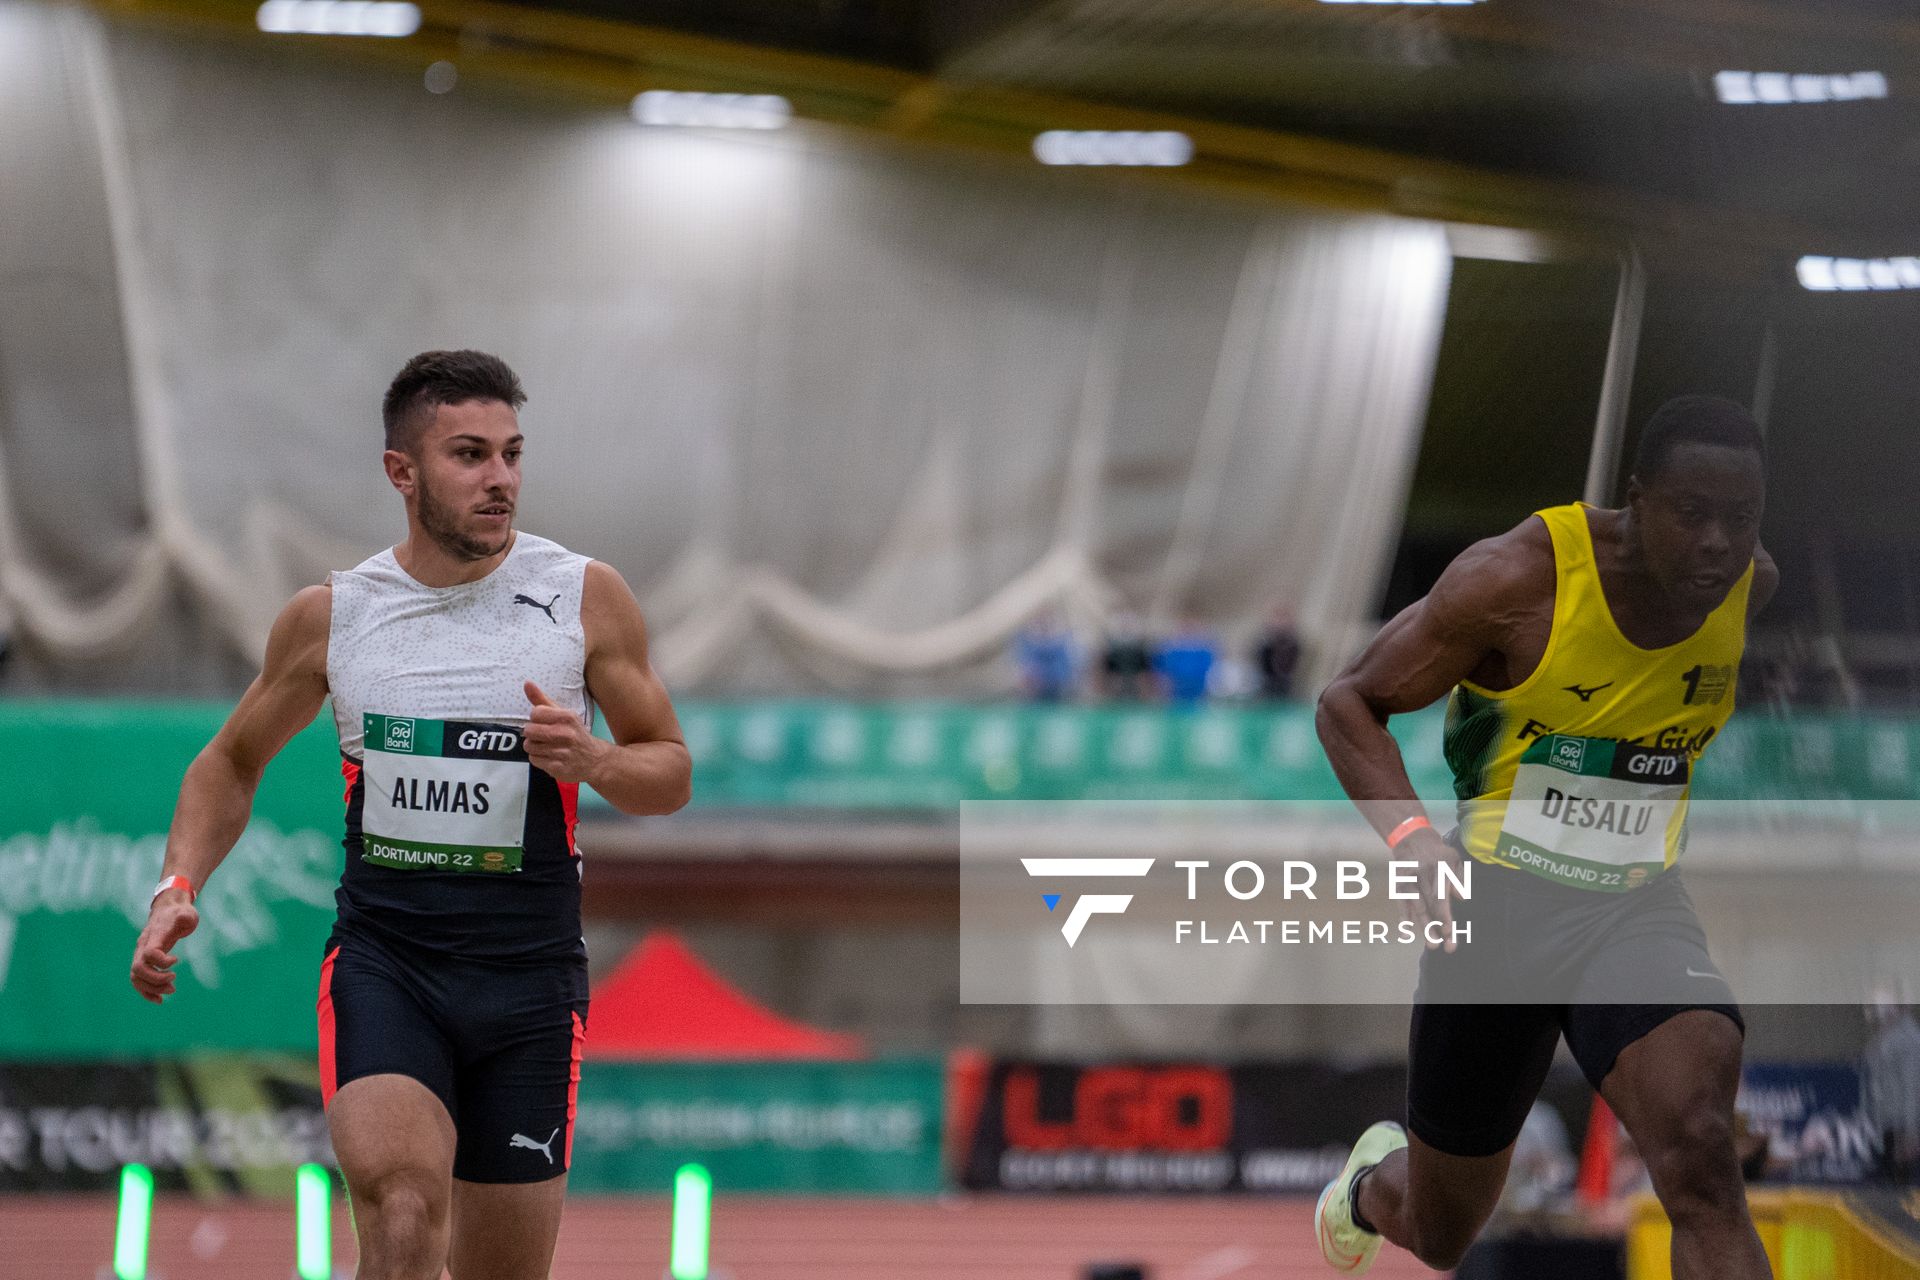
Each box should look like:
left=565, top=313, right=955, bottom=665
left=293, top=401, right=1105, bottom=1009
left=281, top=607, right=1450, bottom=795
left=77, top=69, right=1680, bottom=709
left=522, top=0, right=1920, bottom=247
left=101, top=0, right=1920, bottom=270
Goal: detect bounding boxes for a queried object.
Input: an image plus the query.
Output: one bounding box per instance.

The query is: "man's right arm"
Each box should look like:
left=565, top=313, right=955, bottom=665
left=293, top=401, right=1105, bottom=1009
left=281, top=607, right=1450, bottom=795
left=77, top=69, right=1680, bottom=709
left=130, top=585, right=331, bottom=1004
left=1315, top=528, right=1544, bottom=944
left=1316, top=537, right=1531, bottom=809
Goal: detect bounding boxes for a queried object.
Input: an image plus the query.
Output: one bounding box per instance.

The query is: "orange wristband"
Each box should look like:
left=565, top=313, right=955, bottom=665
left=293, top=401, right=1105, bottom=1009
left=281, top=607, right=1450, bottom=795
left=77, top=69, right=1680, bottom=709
left=149, top=875, right=196, bottom=908
left=1385, top=816, right=1432, bottom=849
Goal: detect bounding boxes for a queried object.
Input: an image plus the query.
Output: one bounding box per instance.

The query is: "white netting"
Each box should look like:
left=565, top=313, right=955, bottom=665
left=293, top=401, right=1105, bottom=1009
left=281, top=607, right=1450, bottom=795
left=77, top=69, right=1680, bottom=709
left=0, top=2, right=1450, bottom=693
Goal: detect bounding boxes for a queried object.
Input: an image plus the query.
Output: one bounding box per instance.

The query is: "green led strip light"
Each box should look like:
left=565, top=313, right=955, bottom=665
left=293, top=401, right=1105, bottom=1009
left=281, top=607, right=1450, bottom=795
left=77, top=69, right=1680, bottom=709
left=296, top=1163, right=332, bottom=1280
left=670, top=1162, right=712, bottom=1280
left=114, top=1163, right=154, bottom=1280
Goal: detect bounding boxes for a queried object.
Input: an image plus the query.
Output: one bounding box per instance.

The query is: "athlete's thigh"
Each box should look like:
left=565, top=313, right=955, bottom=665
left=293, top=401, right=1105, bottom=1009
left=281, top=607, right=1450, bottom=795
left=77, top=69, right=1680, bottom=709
left=448, top=1173, right=568, bottom=1280
left=321, top=933, right=461, bottom=1197
left=1592, top=1007, right=1746, bottom=1148
left=321, top=931, right=461, bottom=1119
left=447, top=962, right=586, bottom=1185
left=444, top=973, right=579, bottom=1280
left=1406, top=998, right=1563, bottom=1160
left=1399, top=1002, right=1557, bottom=1252
left=1566, top=870, right=1736, bottom=1009
left=1562, top=872, right=1744, bottom=1084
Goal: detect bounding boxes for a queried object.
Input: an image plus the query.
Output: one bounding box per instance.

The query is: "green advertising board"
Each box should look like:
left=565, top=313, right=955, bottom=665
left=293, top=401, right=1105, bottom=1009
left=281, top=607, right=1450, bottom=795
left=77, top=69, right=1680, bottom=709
left=4, top=698, right=1914, bottom=1058
left=662, top=701, right=1920, bottom=808
left=569, top=1059, right=946, bottom=1196
left=0, top=701, right=345, bottom=1058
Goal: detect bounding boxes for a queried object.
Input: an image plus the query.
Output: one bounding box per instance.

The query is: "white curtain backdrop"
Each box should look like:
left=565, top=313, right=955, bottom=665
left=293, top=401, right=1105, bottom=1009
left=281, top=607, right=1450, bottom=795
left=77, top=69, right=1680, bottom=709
left=0, top=2, right=1451, bottom=694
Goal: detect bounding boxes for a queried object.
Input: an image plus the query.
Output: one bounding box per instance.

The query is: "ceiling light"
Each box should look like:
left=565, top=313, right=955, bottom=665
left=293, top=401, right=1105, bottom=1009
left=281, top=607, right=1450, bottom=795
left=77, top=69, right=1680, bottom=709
left=256, top=1, right=420, bottom=36
left=632, top=90, right=791, bottom=130
left=1797, top=256, right=1920, bottom=291
left=1715, top=70, right=1888, bottom=104
left=1316, top=0, right=1483, bottom=6
left=1033, top=130, right=1193, bottom=167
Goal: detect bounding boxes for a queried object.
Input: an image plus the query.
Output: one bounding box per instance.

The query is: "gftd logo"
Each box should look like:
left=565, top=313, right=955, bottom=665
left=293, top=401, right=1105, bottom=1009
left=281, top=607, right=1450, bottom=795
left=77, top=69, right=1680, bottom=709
left=1021, top=858, right=1156, bottom=947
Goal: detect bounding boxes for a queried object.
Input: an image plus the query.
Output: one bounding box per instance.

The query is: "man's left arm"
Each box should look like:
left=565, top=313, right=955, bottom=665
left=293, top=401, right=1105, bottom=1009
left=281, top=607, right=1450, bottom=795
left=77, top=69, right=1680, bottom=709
left=523, top=560, right=692, bottom=815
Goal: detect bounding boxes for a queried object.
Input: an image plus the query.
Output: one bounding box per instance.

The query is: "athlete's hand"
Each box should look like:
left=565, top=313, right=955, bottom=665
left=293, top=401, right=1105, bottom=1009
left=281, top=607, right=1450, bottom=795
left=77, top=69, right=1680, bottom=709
left=524, top=681, right=607, bottom=783
left=130, top=892, right=198, bottom=1004
left=1396, top=827, right=1463, bottom=953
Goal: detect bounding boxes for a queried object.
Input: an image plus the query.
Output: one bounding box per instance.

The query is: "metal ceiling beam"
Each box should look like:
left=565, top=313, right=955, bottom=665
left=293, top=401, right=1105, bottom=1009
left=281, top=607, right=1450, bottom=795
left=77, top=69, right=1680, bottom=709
left=879, top=0, right=1072, bottom=131
left=86, top=0, right=1838, bottom=275
left=1288, top=0, right=1920, bottom=78
left=1596, top=0, right=1920, bottom=57
left=1584, top=247, right=1645, bottom=508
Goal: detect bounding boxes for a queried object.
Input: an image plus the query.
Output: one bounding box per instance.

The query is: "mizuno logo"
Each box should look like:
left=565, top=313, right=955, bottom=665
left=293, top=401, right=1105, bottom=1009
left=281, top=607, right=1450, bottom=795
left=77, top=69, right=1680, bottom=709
left=510, top=1128, right=559, bottom=1164
left=513, top=593, right=561, bottom=624
left=1021, top=858, right=1155, bottom=946
left=1563, top=681, right=1614, bottom=702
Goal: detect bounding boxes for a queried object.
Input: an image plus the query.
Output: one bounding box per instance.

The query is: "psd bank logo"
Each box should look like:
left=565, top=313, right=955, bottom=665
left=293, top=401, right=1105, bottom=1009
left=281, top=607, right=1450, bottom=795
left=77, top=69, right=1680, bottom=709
left=1021, top=858, right=1156, bottom=947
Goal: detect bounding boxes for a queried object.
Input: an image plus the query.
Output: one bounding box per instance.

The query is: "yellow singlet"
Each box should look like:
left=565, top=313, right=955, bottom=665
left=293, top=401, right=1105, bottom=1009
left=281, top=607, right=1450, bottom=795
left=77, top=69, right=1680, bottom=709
left=1443, top=503, right=1752, bottom=891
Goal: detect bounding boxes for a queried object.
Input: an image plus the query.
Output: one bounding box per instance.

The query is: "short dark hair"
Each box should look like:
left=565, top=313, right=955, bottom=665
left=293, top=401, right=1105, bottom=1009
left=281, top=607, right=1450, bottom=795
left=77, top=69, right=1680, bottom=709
left=382, top=350, right=526, bottom=451
left=1630, top=395, right=1764, bottom=483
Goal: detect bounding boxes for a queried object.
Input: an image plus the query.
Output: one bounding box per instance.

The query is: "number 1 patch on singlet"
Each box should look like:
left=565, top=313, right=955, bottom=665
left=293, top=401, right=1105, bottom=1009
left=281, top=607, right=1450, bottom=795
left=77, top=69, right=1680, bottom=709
left=360, top=713, right=530, bottom=873
left=1492, top=734, right=1689, bottom=892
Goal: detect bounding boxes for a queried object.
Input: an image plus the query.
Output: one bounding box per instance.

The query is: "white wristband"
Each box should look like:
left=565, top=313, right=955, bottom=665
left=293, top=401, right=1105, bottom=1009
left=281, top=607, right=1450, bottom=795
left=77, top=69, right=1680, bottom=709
left=149, top=875, right=195, bottom=909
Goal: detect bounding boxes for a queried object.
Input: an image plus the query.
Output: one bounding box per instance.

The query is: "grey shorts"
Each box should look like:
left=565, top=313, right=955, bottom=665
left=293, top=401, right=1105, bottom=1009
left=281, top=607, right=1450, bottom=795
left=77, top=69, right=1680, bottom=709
left=1419, top=854, right=1737, bottom=1007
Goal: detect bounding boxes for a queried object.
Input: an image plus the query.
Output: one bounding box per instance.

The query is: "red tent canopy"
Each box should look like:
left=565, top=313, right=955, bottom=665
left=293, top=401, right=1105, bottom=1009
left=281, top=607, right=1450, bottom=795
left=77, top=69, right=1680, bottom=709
left=584, top=930, right=864, bottom=1060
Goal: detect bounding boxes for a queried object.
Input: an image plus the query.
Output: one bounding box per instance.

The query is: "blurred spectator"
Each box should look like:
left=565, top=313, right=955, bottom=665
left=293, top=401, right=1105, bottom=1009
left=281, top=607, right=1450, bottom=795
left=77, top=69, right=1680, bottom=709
left=1154, top=620, right=1219, bottom=704
left=1206, top=653, right=1260, bottom=700
left=1252, top=606, right=1303, bottom=699
left=1100, top=612, right=1155, bottom=700
left=1012, top=611, right=1080, bottom=702
left=1499, top=1100, right=1576, bottom=1215
left=1800, top=631, right=1861, bottom=709
left=1755, top=656, right=1798, bottom=712
left=1861, top=983, right=1920, bottom=1182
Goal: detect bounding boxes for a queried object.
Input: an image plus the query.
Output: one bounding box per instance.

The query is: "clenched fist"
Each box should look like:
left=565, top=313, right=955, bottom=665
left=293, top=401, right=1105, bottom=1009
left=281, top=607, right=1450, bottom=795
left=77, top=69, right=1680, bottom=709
left=523, top=680, right=607, bottom=783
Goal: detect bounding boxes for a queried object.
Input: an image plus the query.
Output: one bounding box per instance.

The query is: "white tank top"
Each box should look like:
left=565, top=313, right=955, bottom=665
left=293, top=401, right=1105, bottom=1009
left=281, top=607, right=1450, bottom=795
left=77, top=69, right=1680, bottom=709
left=325, top=531, right=595, bottom=961
left=328, top=531, right=593, bottom=758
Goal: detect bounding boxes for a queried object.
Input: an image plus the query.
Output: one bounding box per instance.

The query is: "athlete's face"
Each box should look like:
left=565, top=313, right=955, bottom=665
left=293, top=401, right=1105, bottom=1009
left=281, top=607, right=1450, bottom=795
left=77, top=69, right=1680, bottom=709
left=1628, top=442, right=1765, bottom=614
left=394, top=400, right=523, bottom=562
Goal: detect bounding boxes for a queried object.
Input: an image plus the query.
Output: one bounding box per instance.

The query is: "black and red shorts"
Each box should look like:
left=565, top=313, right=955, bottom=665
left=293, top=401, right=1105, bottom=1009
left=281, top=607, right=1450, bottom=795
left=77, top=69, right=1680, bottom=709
left=317, top=926, right=588, bottom=1183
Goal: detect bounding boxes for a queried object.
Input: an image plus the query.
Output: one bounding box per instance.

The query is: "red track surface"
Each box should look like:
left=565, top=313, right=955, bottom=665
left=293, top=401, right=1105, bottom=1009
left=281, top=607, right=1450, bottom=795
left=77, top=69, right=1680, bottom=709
left=2, top=1194, right=1447, bottom=1279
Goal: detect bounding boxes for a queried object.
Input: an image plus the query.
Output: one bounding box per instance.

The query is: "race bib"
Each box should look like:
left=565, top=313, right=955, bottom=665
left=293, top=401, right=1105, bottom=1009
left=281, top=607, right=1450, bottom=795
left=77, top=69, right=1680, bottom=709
left=359, top=713, right=529, bottom=873
left=1491, top=734, right=1688, bottom=893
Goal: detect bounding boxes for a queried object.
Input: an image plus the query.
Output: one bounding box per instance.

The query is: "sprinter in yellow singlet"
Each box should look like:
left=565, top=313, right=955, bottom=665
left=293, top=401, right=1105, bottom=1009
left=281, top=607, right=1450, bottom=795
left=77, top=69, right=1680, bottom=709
left=1312, top=397, right=1777, bottom=1279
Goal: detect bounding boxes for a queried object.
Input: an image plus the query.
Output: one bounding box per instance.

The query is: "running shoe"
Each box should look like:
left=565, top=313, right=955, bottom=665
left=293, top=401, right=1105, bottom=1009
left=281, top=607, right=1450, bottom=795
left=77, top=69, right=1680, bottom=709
left=1315, top=1120, right=1408, bottom=1274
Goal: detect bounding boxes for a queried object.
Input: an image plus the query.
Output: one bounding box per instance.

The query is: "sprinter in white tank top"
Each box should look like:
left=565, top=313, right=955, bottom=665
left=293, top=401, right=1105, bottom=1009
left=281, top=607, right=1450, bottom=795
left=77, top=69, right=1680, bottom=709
left=130, top=350, right=691, bottom=1280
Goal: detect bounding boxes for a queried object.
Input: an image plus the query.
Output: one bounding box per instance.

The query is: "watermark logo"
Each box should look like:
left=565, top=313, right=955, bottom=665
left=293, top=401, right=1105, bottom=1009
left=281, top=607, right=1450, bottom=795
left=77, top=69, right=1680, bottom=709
left=1020, top=858, right=1155, bottom=947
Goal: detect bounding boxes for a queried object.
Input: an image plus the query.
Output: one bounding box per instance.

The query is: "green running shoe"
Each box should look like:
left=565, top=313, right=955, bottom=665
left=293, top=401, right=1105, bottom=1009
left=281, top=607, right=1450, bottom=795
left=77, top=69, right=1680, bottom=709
left=1315, top=1120, right=1408, bottom=1274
